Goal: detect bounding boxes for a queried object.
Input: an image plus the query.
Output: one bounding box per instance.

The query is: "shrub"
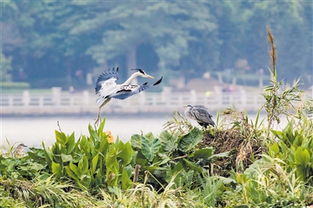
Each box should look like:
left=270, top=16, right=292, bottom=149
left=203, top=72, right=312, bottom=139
left=269, top=119, right=313, bottom=183
left=130, top=127, right=229, bottom=189
left=224, top=155, right=313, bottom=207
left=43, top=120, right=133, bottom=191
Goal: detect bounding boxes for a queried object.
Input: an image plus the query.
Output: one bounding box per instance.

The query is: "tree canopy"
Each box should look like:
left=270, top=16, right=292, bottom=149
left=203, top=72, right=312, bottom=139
left=1, top=0, right=312, bottom=88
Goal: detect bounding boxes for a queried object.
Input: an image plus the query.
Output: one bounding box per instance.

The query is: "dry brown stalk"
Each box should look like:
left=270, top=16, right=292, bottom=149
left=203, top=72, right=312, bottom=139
left=266, top=26, right=277, bottom=72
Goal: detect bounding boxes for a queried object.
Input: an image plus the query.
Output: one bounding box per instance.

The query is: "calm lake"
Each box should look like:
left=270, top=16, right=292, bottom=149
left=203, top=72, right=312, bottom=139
left=1, top=114, right=288, bottom=148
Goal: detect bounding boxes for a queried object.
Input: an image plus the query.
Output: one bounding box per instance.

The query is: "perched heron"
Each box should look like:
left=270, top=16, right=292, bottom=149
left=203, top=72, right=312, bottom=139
left=184, top=104, right=215, bottom=128
left=13, top=143, right=28, bottom=157
left=95, top=67, right=162, bottom=124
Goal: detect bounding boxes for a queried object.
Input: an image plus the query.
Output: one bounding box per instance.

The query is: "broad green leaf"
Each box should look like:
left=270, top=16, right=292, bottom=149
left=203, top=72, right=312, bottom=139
left=105, top=146, right=119, bottom=187
left=65, top=166, right=87, bottom=190
left=98, top=119, right=106, bottom=134
left=130, top=134, right=142, bottom=149
left=166, top=162, right=184, bottom=182
left=42, top=142, right=52, bottom=163
left=136, top=156, right=149, bottom=167
left=183, top=159, right=203, bottom=173
left=116, top=142, right=133, bottom=165
left=51, top=161, right=61, bottom=175
left=69, top=162, right=80, bottom=176
left=293, top=133, right=304, bottom=147
left=141, top=137, right=161, bottom=162
left=88, top=124, right=98, bottom=141
left=190, top=147, right=214, bottom=159
left=55, top=130, right=67, bottom=145
left=159, top=130, right=178, bottom=152
left=121, top=168, right=132, bottom=189
left=178, top=128, right=203, bottom=152
left=78, top=155, right=89, bottom=174
left=61, top=154, right=73, bottom=162
left=79, top=136, right=90, bottom=154
left=144, top=132, right=154, bottom=140
left=294, top=147, right=310, bottom=165
left=99, top=137, right=109, bottom=153
left=67, top=133, right=76, bottom=154
left=65, top=166, right=79, bottom=181
left=269, top=143, right=280, bottom=155
left=91, top=153, right=99, bottom=173
left=106, top=162, right=119, bottom=187
left=270, top=130, right=284, bottom=140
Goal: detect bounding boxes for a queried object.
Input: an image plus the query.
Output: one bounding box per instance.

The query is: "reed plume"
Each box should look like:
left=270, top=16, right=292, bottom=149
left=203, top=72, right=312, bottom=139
left=266, top=26, right=277, bottom=77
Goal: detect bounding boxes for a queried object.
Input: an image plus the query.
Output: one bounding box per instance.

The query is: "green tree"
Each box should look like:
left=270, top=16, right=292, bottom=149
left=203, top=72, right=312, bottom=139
left=1, top=0, right=312, bottom=87
left=71, top=1, right=218, bottom=78
left=0, top=52, right=12, bottom=82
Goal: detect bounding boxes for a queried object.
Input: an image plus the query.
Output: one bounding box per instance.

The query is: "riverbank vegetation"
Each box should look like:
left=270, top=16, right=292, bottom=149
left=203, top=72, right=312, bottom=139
left=1, top=98, right=312, bottom=207
left=1, top=30, right=313, bottom=207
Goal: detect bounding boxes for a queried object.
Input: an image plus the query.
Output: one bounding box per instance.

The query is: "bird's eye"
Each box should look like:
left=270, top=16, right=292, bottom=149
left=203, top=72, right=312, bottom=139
left=139, top=69, right=145, bottom=74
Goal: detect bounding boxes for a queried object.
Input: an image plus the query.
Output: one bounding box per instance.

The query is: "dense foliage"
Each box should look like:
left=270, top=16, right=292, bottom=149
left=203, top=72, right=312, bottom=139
left=1, top=0, right=312, bottom=87
left=1, top=108, right=312, bottom=207
left=42, top=123, right=133, bottom=191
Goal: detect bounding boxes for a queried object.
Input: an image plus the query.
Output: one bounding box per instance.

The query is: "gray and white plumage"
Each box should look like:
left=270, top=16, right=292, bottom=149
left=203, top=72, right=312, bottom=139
left=184, top=104, right=215, bottom=128
left=109, top=77, right=162, bottom=100
left=95, top=67, right=161, bottom=103
left=94, top=67, right=162, bottom=124
left=95, top=67, right=119, bottom=93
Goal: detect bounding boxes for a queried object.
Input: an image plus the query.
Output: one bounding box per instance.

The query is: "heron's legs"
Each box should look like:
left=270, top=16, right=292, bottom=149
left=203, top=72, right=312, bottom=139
left=95, top=98, right=111, bottom=125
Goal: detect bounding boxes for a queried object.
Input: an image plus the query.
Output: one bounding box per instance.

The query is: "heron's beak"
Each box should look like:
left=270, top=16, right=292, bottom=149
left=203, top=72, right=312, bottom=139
left=145, top=74, right=154, bottom=79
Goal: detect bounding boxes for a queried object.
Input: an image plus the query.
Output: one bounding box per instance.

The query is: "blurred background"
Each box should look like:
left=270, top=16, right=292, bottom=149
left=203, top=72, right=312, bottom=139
left=1, top=0, right=312, bottom=146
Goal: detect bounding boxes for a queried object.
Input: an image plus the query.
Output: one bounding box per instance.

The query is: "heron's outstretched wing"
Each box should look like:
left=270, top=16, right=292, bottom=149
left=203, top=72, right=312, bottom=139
left=95, top=67, right=120, bottom=105
left=110, top=77, right=163, bottom=100
left=95, top=67, right=119, bottom=94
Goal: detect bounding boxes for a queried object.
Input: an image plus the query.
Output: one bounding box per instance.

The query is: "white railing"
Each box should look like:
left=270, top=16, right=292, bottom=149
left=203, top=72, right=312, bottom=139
left=1, top=89, right=312, bottom=115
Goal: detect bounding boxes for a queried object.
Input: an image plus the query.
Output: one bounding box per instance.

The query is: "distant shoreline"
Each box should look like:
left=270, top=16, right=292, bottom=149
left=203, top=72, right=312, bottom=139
left=1, top=112, right=173, bottom=118
left=1, top=110, right=267, bottom=118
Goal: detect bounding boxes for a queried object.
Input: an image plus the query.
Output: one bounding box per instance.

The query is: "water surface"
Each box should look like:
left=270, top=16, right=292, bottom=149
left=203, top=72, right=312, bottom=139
left=1, top=114, right=288, bottom=148
left=1, top=115, right=170, bottom=147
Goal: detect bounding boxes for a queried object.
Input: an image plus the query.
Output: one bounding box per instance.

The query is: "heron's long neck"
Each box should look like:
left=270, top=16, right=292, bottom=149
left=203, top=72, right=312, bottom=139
left=122, top=72, right=139, bottom=85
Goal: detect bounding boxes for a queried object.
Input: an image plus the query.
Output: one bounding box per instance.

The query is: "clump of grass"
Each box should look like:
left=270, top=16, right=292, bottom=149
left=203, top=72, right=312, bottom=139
left=96, top=182, right=205, bottom=208
left=163, top=111, right=193, bottom=134
left=0, top=186, right=27, bottom=208
left=0, top=176, right=94, bottom=207
left=224, top=155, right=313, bottom=207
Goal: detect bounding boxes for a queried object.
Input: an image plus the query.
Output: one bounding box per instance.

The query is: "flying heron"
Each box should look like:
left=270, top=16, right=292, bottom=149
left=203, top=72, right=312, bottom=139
left=95, top=67, right=162, bottom=124
left=184, top=104, right=215, bottom=128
